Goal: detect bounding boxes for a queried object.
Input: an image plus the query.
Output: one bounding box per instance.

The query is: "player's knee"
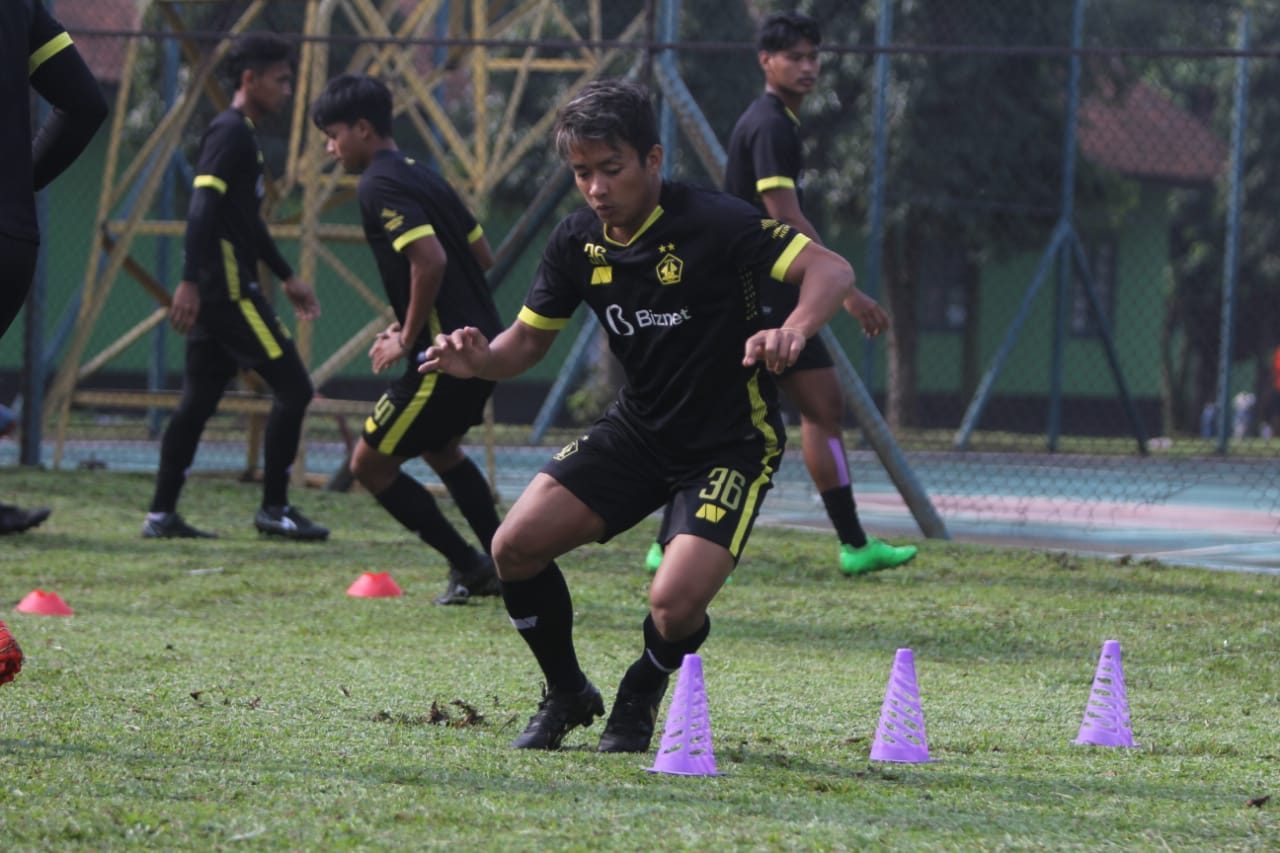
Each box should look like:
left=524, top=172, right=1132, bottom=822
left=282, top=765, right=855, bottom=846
left=648, top=597, right=706, bottom=640
left=491, top=524, right=544, bottom=581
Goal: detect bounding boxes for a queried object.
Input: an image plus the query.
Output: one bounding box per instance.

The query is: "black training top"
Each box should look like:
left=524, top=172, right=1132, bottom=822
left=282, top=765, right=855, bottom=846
left=182, top=108, right=293, bottom=300
left=724, top=92, right=804, bottom=212
left=357, top=149, right=501, bottom=349
left=1, top=0, right=108, bottom=243
left=521, top=181, right=811, bottom=456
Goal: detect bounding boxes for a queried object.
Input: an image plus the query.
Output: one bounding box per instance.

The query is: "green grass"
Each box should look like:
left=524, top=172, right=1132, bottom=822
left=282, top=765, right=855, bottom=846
left=1, top=469, right=1277, bottom=851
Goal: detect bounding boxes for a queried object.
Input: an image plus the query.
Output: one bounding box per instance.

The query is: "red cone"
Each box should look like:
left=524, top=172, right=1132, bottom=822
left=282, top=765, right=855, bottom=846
left=15, top=589, right=74, bottom=616
left=346, top=572, right=403, bottom=598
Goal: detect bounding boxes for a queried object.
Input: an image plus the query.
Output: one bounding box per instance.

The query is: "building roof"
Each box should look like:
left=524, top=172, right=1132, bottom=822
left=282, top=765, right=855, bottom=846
left=1079, top=81, right=1228, bottom=183
left=60, top=0, right=143, bottom=84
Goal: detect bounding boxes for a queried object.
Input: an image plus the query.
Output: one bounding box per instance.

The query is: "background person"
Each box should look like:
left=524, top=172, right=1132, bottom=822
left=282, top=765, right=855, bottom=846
left=311, top=73, right=502, bottom=605
left=0, top=0, right=108, bottom=535
left=142, top=32, right=328, bottom=542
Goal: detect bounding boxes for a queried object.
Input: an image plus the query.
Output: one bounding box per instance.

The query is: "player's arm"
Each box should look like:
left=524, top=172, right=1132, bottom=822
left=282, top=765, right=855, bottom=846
left=744, top=240, right=865, bottom=374
left=759, top=186, right=823, bottom=246
left=173, top=179, right=222, bottom=333
left=420, top=313, right=558, bottom=381
left=467, top=224, right=494, bottom=272
left=251, top=203, right=320, bottom=320
left=28, top=14, right=108, bottom=191
left=370, top=233, right=444, bottom=373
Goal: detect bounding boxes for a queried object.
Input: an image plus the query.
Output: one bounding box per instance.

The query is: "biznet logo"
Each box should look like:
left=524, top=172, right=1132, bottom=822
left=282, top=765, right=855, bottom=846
left=604, top=304, right=693, bottom=336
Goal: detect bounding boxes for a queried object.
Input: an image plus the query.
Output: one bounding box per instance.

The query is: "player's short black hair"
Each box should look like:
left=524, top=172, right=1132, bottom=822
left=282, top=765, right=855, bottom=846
left=552, top=78, right=659, bottom=162
left=311, top=73, right=394, bottom=137
left=756, top=11, right=822, bottom=52
left=224, top=32, right=295, bottom=90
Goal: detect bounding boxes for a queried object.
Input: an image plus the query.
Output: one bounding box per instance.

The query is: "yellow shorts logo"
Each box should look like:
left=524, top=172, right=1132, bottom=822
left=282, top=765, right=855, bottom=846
left=553, top=440, right=579, bottom=461
left=695, top=503, right=726, bottom=523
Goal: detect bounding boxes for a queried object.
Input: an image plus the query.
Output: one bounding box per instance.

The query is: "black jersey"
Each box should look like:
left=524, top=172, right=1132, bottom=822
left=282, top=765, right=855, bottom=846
left=1, top=1, right=105, bottom=243
left=521, top=181, right=812, bottom=456
left=182, top=108, right=293, bottom=301
left=357, top=149, right=501, bottom=348
left=724, top=93, right=804, bottom=211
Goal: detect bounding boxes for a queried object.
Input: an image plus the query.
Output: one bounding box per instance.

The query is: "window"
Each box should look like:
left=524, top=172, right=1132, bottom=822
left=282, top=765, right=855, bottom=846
left=1070, top=238, right=1115, bottom=337
left=917, top=240, right=972, bottom=332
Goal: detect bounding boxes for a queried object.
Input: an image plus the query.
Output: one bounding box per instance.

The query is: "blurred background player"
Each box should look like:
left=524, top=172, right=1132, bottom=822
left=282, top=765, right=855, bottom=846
left=312, top=73, right=502, bottom=605
left=142, top=32, right=328, bottom=541
left=1, top=0, right=108, bottom=535
left=672, top=10, right=916, bottom=576
left=421, top=80, right=885, bottom=753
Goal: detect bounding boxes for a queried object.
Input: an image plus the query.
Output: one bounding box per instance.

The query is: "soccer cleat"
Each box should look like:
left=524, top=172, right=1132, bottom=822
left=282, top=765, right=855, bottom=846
left=0, top=503, right=51, bottom=535
left=839, top=538, right=918, bottom=576
left=597, top=678, right=669, bottom=754
left=434, top=553, right=500, bottom=606
left=644, top=541, right=663, bottom=574
left=511, top=681, right=605, bottom=750
left=254, top=505, right=329, bottom=541
left=142, top=512, right=217, bottom=539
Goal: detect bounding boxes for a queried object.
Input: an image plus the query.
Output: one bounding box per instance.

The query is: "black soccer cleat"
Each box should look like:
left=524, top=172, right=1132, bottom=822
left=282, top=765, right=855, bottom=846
left=254, top=505, right=329, bottom=541
left=597, top=677, right=670, bottom=754
left=0, top=503, right=51, bottom=535
left=510, top=681, right=605, bottom=750
left=142, top=512, right=217, bottom=539
left=434, top=552, right=500, bottom=606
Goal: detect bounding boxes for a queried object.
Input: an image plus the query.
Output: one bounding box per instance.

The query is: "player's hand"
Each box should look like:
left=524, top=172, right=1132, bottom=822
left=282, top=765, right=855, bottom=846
left=283, top=276, right=322, bottom=321
left=369, top=323, right=406, bottom=374
left=0, top=620, right=23, bottom=686
left=844, top=291, right=889, bottom=337
left=418, top=326, right=489, bottom=379
left=169, top=280, right=200, bottom=335
left=743, top=326, right=807, bottom=374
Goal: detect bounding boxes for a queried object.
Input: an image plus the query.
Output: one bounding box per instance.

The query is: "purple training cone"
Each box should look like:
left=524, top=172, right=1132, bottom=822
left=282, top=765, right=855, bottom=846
left=648, top=653, right=720, bottom=776
left=1074, top=640, right=1138, bottom=747
left=870, top=648, right=934, bottom=763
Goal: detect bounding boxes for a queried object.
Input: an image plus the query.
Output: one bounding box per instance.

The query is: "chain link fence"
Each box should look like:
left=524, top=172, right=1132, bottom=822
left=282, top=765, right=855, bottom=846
left=5, top=0, right=1277, bottom=539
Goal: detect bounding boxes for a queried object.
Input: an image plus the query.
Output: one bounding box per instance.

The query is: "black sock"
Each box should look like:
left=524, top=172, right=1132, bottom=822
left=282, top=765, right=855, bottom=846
left=438, top=457, right=500, bottom=554
left=821, top=486, right=867, bottom=548
left=374, top=472, right=476, bottom=567
left=500, top=562, right=585, bottom=693
left=618, top=613, right=711, bottom=695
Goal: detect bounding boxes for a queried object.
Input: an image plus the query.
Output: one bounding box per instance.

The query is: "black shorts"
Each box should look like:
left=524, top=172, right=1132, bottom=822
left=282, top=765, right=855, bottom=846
left=362, top=365, right=494, bottom=457
left=189, top=292, right=298, bottom=371
left=541, top=409, right=783, bottom=561
left=759, top=276, right=835, bottom=374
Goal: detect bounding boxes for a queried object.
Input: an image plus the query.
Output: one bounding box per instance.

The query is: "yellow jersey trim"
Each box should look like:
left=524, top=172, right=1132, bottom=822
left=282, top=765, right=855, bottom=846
left=517, top=306, right=569, bottom=331
left=729, top=372, right=782, bottom=557
left=220, top=240, right=240, bottom=299
left=29, top=32, right=73, bottom=75
left=194, top=175, right=228, bottom=194
left=770, top=233, right=812, bottom=282
left=756, top=176, right=796, bottom=192
left=603, top=205, right=664, bottom=247
left=238, top=300, right=284, bottom=360
left=392, top=224, right=435, bottom=253
left=467, top=224, right=484, bottom=244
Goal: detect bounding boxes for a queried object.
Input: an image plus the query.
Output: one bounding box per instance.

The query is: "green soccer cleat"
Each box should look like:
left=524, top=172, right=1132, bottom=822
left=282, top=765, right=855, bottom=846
left=839, top=538, right=918, bottom=576
left=644, top=541, right=663, bottom=574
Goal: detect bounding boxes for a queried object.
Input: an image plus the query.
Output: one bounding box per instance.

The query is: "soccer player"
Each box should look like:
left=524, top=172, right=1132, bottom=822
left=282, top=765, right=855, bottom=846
left=311, top=73, right=501, bottom=605
left=1, top=0, right=108, bottom=535
left=142, top=32, right=329, bottom=541
left=420, top=79, right=886, bottom=752
left=718, top=10, right=917, bottom=575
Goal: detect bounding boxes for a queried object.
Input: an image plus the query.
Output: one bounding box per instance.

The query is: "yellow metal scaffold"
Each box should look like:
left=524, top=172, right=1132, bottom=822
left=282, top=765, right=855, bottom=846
left=47, top=0, right=647, bottom=480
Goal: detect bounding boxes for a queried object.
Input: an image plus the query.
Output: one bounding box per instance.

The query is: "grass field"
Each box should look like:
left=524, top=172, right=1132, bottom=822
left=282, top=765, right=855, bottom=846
left=0, top=468, right=1277, bottom=851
